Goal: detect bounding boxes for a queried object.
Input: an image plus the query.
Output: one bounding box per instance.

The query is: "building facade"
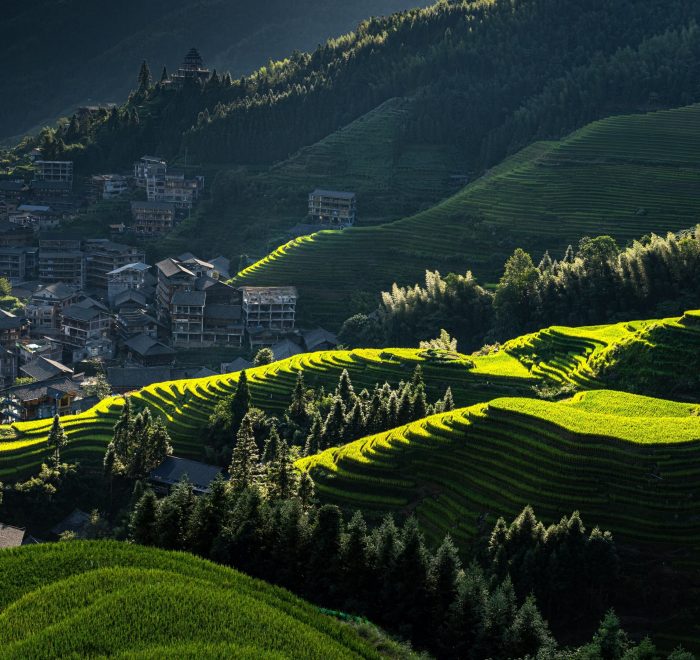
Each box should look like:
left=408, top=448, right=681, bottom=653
left=308, top=189, right=356, bottom=227
left=131, top=201, right=176, bottom=235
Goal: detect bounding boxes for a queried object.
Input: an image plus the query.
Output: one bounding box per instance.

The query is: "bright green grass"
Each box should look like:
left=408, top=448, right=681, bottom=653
left=0, top=541, right=379, bottom=660
left=236, top=104, right=700, bottom=328
left=0, top=347, right=533, bottom=480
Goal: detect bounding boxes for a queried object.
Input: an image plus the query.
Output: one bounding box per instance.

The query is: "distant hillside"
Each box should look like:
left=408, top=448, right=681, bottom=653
left=0, top=541, right=378, bottom=659
left=0, top=0, right=425, bottom=141
left=236, top=104, right=700, bottom=327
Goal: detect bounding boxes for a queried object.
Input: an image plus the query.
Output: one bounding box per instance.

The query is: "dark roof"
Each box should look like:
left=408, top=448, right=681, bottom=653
left=303, top=327, right=338, bottom=351
left=50, top=509, right=91, bottom=537
left=8, top=374, right=79, bottom=402
left=309, top=189, right=356, bottom=199
left=192, top=366, right=217, bottom=378
left=0, top=311, right=26, bottom=330
left=149, top=456, right=223, bottom=493
left=0, top=523, right=26, bottom=548
left=271, top=338, right=303, bottom=360
left=31, top=180, right=71, bottom=191
left=210, top=256, right=231, bottom=279
left=156, top=258, right=195, bottom=279
left=220, top=357, right=252, bottom=374
left=107, top=262, right=150, bottom=275
left=171, top=290, right=206, bottom=307
left=113, top=289, right=148, bottom=308
left=20, top=357, right=73, bottom=382
left=119, top=311, right=158, bottom=328
left=33, top=282, right=77, bottom=300
left=182, top=257, right=214, bottom=269
left=240, top=286, right=298, bottom=299
left=124, top=333, right=175, bottom=357
left=204, top=304, right=241, bottom=321
left=107, top=366, right=172, bottom=389
left=62, top=304, right=105, bottom=322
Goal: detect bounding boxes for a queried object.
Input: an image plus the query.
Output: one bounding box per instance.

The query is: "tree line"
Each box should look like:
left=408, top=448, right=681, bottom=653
left=203, top=365, right=455, bottom=466
left=341, top=227, right=700, bottom=356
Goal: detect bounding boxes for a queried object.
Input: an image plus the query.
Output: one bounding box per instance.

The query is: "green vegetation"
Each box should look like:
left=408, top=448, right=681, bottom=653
left=237, top=105, right=700, bottom=327
left=0, top=347, right=532, bottom=480
left=297, top=390, right=700, bottom=555
left=0, top=541, right=380, bottom=659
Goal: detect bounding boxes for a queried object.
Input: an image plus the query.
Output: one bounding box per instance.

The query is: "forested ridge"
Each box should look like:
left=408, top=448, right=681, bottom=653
left=34, top=0, right=700, bottom=175
left=0, top=0, right=424, bottom=142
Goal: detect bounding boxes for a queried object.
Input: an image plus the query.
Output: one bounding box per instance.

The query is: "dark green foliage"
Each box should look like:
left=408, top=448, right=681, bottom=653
left=253, top=347, right=274, bottom=367
left=129, top=489, right=158, bottom=545
left=230, top=370, right=252, bottom=436
left=46, top=415, right=67, bottom=467
left=228, top=413, right=262, bottom=492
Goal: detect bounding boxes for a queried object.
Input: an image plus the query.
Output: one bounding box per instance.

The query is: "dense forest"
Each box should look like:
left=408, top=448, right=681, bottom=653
left=28, top=0, right=700, bottom=176
left=0, top=0, right=424, bottom=141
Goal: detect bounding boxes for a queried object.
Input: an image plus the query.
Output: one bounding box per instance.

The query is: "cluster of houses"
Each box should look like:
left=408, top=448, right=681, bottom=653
left=0, top=238, right=338, bottom=422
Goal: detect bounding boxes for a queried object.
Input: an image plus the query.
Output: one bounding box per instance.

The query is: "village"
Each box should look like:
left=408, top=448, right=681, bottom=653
left=0, top=50, right=358, bottom=424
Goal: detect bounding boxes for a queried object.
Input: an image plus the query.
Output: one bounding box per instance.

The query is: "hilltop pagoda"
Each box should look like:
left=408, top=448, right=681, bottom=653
left=167, top=48, right=210, bottom=88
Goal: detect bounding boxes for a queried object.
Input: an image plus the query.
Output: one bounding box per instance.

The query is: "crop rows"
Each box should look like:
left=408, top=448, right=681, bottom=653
left=297, top=390, right=700, bottom=552
left=236, top=104, right=700, bottom=328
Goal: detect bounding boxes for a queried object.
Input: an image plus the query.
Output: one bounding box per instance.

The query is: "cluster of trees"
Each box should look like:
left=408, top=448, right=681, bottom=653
left=104, top=400, right=173, bottom=480
left=343, top=228, right=700, bottom=351
left=130, top=477, right=674, bottom=658
left=204, top=366, right=455, bottom=465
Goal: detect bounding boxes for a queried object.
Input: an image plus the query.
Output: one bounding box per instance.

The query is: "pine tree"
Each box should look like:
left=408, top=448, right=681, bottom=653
left=563, top=244, right=575, bottom=263
left=230, top=371, right=252, bottom=436
left=322, top=397, right=347, bottom=447
left=144, top=417, right=172, bottom=475
left=506, top=595, right=556, bottom=658
left=387, top=390, right=399, bottom=428
left=345, top=399, right=366, bottom=440
left=335, top=369, right=355, bottom=408
left=297, top=470, right=316, bottom=510
left=137, top=60, right=152, bottom=92
left=267, top=438, right=299, bottom=500
left=397, top=384, right=414, bottom=425
left=442, top=386, right=455, bottom=411
left=411, top=364, right=424, bottom=389
left=287, top=370, right=309, bottom=429
left=432, top=535, right=462, bottom=624
left=47, top=414, right=67, bottom=467
left=304, top=412, right=324, bottom=456
left=229, top=414, right=262, bottom=492
left=262, top=425, right=281, bottom=463
left=412, top=383, right=428, bottom=420
left=130, top=490, right=158, bottom=545
left=156, top=477, right=195, bottom=550
left=112, top=397, right=132, bottom=461
left=340, top=510, right=370, bottom=608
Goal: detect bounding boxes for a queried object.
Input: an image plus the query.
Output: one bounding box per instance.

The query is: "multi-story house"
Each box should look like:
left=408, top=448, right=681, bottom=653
left=166, top=48, right=211, bottom=88
left=241, top=286, right=297, bottom=350
left=155, top=258, right=197, bottom=322
left=38, top=237, right=84, bottom=287
left=0, top=246, right=38, bottom=283
left=84, top=239, right=145, bottom=290
left=33, top=160, right=73, bottom=186
left=131, top=201, right=176, bottom=235
left=91, top=174, right=129, bottom=200
left=133, top=156, right=167, bottom=188
left=148, top=172, right=204, bottom=210
left=26, top=282, right=81, bottom=336
left=107, top=262, right=151, bottom=305
left=60, top=298, right=113, bottom=361
left=308, top=189, right=356, bottom=227
left=0, top=309, right=29, bottom=387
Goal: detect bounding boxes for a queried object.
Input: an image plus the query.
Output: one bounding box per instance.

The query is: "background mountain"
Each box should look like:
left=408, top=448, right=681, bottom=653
left=0, top=0, right=427, bottom=142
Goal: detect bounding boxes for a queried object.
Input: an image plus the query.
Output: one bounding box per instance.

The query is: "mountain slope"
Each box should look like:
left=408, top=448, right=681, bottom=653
left=236, top=104, right=700, bottom=327
left=0, top=541, right=379, bottom=659
left=0, top=0, right=427, bottom=142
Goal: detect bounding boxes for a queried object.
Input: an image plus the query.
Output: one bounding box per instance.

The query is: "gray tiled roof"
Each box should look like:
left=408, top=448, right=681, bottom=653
left=0, top=523, right=25, bottom=548
left=124, top=333, right=175, bottom=357
left=20, top=357, right=73, bottom=382
left=172, top=290, right=206, bottom=307
left=303, top=327, right=338, bottom=351
left=149, top=456, right=223, bottom=493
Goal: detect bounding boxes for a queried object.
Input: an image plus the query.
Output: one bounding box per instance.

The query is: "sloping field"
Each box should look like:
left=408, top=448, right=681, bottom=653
left=236, top=104, right=700, bottom=327
left=297, top=390, right=700, bottom=552
left=0, top=348, right=532, bottom=480
left=0, top=541, right=379, bottom=659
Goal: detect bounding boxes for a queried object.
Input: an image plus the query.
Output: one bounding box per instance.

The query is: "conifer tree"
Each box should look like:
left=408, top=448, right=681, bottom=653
left=130, top=489, right=158, bottom=546
left=322, top=397, right=347, bottom=447
left=412, top=383, right=428, bottom=420
left=442, top=386, right=455, bottom=411
left=397, top=384, right=414, bottom=425
left=262, top=425, right=282, bottom=463
left=287, top=370, right=309, bottom=429
left=230, top=370, right=252, bottom=436
left=335, top=369, right=355, bottom=407
left=229, top=414, right=262, bottom=492
left=47, top=414, right=67, bottom=467
left=304, top=412, right=324, bottom=455
left=144, top=416, right=172, bottom=475
left=137, top=60, right=152, bottom=92
left=432, top=534, right=462, bottom=624
left=297, top=470, right=316, bottom=510
left=411, top=364, right=424, bottom=389
left=387, top=390, right=399, bottom=428
left=267, top=438, right=299, bottom=500
left=346, top=399, right=366, bottom=440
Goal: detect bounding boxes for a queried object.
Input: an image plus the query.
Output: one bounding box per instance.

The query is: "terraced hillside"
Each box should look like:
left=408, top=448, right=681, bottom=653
left=0, top=541, right=379, bottom=659
left=236, top=104, right=700, bottom=327
left=0, top=348, right=533, bottom=480
left=297, top=390, right=700, bottom=554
